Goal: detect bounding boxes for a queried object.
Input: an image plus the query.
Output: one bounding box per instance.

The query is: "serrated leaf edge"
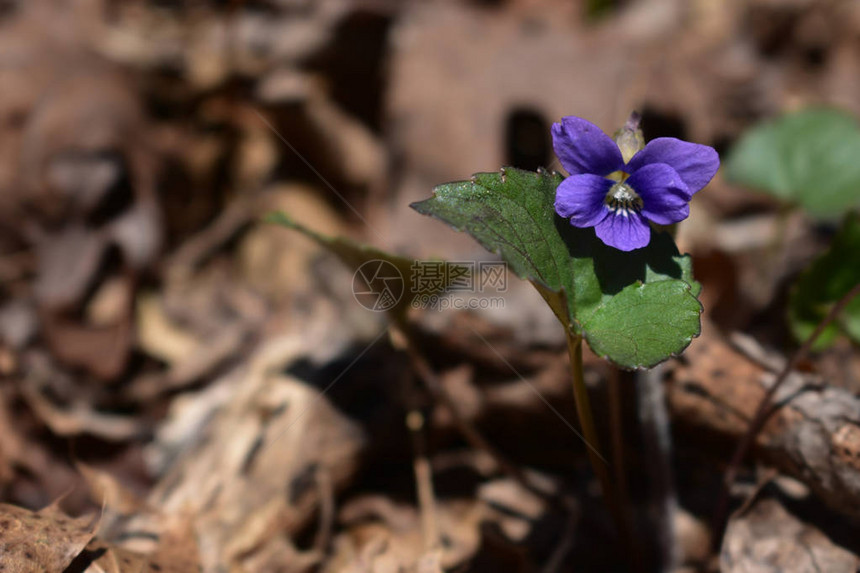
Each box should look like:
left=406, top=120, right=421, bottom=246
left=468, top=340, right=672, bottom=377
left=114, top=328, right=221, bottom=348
left=581, top=279, right=703, bottom=370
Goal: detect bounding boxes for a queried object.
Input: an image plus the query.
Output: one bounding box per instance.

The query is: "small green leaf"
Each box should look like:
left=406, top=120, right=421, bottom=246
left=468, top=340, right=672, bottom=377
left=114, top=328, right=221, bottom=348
left=265, top=212, right=468, bottom=321
left=582, top=281, right=703, bottom=367
left=411, top=169, right=572, bottom=303
left=411, top=167, right=702, bottom=369
left=725, top=108, right=860, bottom=217
left=788, top=213, right=860, bottom=349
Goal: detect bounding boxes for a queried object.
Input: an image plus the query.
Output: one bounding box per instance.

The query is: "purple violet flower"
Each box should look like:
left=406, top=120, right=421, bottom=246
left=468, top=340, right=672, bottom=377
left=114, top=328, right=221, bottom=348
left=553, top=116, right=719, bottom=251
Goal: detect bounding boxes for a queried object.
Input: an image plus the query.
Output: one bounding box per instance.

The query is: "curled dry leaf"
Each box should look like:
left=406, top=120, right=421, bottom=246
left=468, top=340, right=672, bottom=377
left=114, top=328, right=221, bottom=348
left=0, top=501, right=98, bottom=572
left=721, top=497, right=859, bottom=572
left=668, top=325, right=860, bottom=517
left=136, top=369, right=365, bottom=571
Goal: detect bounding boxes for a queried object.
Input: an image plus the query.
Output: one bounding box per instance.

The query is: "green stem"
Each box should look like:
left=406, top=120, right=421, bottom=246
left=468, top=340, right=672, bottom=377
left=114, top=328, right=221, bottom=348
left=567, top=334, right=609, bottom=487
left=608, top=368, right=630, bottom=514
left=566, top=333, right=640, bottom=569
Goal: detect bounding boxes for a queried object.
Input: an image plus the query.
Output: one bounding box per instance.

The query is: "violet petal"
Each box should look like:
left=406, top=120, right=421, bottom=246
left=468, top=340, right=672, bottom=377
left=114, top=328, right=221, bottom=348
left=555, top=174, right=613, bottom=228
left=552, top=117, right=624, bottom=177
left=626, top=163, right=691, bottom=225
left=627, top=137, right=719, bottom=194
left=593, top=211, right=651, bottom=251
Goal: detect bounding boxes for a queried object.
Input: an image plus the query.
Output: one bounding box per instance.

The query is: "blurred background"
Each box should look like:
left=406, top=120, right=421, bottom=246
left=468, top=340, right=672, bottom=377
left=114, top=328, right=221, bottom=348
left=2, top=0, right=860, bottom=572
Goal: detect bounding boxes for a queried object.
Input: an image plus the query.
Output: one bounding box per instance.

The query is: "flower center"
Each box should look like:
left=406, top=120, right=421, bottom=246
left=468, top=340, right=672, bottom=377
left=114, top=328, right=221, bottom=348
left=605, top=182, right=643, bottom=217
left=606, top=170, right=628, bottom=182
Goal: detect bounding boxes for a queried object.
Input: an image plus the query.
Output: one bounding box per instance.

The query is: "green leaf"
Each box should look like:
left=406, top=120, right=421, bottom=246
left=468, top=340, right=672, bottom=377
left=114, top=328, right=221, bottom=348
left=265, top=212, right=468, bottom=321
left=411, top=167, right=702, bottom=369
left=725, top=108, right=860, bottom=217
left=582, top=281, right=704, bottom=368
left=788, top=213, right=860, bottom=349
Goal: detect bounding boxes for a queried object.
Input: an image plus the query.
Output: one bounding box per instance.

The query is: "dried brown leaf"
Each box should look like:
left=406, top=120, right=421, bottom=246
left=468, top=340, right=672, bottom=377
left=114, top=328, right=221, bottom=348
left=139, top=369, right=365, bottom=571
left=144, top=516, right=201, bottom=573
left=721, top=497, right=859, bottom=572
left=0, top=502, right=98, bottom=573
left=76, top=463, right=146, bottom=517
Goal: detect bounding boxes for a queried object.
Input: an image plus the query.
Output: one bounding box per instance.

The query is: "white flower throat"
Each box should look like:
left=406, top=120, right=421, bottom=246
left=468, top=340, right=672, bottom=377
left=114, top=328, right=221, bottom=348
left=605, top=181, right=643, bottom=217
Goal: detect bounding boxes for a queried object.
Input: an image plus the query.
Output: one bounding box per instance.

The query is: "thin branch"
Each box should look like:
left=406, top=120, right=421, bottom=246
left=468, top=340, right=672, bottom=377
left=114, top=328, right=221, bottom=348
left=713, top=281, right=860, bottom=546
left=408, top=407, right=440, bottom=551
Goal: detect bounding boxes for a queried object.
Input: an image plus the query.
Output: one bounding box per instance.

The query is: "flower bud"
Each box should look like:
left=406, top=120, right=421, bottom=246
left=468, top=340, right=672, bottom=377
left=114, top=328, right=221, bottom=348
left=614, top=111, right=645, bottom=164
